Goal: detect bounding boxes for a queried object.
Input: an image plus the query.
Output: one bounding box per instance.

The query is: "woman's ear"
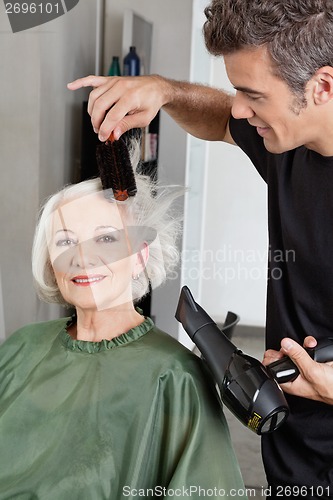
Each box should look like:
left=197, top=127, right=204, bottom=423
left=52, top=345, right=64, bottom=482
left=312, top=67, right=333, bottom=105
left=132, top=242, right=149, bottom=278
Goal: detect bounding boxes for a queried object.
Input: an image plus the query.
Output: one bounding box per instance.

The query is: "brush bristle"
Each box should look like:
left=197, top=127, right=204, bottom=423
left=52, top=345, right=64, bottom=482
left=96, top=136, right=137, bottom=201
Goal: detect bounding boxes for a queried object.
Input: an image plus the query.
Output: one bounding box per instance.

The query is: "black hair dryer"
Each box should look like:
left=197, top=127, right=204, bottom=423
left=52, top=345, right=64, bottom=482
left=175, top=286, right=289, bottom=435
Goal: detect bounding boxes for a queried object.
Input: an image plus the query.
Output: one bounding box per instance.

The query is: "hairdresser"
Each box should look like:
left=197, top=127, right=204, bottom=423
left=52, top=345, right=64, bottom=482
left=69, top=1, right=333, bottom=498
left=0, top=141, right=245, bottom=498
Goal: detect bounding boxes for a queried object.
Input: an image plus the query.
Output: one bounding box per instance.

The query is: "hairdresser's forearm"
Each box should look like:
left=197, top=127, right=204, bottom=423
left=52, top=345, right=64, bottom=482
left=161, top=77, right=233, bottom=141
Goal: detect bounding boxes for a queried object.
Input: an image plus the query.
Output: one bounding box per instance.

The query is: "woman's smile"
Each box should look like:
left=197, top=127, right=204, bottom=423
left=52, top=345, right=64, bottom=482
left=71, top=274, right=106, bottom=286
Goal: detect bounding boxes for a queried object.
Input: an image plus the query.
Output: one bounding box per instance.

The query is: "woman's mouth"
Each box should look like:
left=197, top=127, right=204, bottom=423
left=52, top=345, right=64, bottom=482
left=71, top=275, right=105, bottom=287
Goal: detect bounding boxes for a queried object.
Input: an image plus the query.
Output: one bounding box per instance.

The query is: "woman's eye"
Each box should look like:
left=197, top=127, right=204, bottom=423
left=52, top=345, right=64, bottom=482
left=97, top=234, right=117, bottom=243
left=56, top=239, right=76, bottom=247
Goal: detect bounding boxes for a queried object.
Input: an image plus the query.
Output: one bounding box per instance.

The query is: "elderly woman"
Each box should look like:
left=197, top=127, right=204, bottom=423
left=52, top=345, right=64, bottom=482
left=0, top=144, right=245, bottom=499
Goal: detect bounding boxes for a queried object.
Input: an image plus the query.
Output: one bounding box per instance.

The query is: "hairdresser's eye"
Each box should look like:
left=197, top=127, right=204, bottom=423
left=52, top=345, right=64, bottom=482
left=56, top=238, right=76, bottom=247
left=97, top=233, right=118, bottom=244
left=246, top=94, right=261, bottom=101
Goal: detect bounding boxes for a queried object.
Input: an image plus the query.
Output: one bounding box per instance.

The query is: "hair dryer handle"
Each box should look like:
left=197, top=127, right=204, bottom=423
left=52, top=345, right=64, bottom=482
left=267, top=357, right=299, bottom=383
left=268, top=337, right=333, bottom=383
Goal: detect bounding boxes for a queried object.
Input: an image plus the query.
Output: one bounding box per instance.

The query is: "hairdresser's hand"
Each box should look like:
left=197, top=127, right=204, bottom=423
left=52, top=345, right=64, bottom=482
left=263, top=337, right=333, bottom=405
left=67, top=75, right=168, bottom=141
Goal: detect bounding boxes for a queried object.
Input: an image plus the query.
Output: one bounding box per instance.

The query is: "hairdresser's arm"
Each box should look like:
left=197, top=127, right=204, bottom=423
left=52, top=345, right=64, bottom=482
left=67, top=75, right=234, bottom=144
left=263, top=337, right=333, bottom=405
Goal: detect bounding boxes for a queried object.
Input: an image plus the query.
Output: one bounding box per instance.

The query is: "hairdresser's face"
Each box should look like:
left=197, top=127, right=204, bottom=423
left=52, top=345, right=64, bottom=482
left=47, top=192, right=141, bottom=311
left=224, top=46, right=319, bottom=154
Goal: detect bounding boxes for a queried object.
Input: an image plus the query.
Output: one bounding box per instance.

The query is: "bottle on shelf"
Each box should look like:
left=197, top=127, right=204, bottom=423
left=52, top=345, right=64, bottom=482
left=123, top=46, right=140, bottom=76
left=108, top=56, right=121, bottom=76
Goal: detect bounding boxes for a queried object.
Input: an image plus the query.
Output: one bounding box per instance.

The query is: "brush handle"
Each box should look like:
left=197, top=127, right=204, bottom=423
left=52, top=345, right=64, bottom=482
left=107, top=131, right=116, bottom=143
left=106, top=132, right=130, bottom=200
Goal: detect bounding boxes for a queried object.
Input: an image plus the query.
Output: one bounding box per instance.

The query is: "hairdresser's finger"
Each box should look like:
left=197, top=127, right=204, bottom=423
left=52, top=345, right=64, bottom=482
left=99, top=107, right=157, bottom=141
left=115, top=112, right=156, bottom=140
left=67, top=75, right=109, bottom=90
left=89, top=86, right=127, bottom=133
left=94, top=86, right=157, bottom=140
left=303, top=336, right=317, bottom=349
left=262, top=348, right=284, bottom=366
left=90, top=75, right=165, bottom=139
left=87, top=78, right=123, bottom=117
left=89, top=77, right=146, bottom=133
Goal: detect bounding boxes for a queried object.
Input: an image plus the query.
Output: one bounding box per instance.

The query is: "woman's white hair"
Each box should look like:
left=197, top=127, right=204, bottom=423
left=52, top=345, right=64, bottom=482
left=32, top=140, right=183, bottom=306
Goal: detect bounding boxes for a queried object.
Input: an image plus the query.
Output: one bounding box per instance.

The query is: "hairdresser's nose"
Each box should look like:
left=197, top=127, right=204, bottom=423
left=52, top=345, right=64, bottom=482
left=231, top=91, right=255, bottom=120
left=71, top=241, right=101, bottom=269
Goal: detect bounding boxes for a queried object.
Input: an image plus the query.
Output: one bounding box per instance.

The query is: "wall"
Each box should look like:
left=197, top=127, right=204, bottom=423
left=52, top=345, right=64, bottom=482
left=104, top=0, right=193, bottom=337
left=200, top=59, right=268, bottom=327
left=177, top=2, right=268, bottom=351
left=0, top=2, right=97, bottom=338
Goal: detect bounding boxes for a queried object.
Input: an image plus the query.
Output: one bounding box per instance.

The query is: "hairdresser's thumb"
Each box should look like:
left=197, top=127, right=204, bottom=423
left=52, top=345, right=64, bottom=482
left=281, top=338, right=314, bottom=376
left=114, top=112, right=156, bottom=141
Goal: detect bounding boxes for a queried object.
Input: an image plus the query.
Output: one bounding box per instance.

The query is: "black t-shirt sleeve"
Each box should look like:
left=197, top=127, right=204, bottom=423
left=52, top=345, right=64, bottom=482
left=229, top=115, right=270, bottom=182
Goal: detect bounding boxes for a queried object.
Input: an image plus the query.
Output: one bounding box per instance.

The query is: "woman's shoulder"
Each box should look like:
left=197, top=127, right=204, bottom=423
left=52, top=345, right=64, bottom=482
left=145, top=324, right=193, bottom=353
left=1, top=317, right=69, bottom=350
left=144, top=325, right=222, bottom=411
left=0, top=317, right=70, bottom=377
left=143, top=324, right=207, bottom=377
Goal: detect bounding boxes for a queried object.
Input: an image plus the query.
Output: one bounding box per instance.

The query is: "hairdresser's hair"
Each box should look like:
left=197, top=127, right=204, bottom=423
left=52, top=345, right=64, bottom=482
left=32, top=141, right=182, bottom=306
left=204, top=0, right=333, bottom=101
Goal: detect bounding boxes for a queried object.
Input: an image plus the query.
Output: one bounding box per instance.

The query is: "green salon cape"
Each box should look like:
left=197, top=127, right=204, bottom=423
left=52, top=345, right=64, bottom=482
left=0, top=316, right=245, bottom=499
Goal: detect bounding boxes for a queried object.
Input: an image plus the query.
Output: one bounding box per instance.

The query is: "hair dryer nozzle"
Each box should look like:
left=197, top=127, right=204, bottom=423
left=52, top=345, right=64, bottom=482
left=175, top=286, right=214, bottom=339
left=176, top=286, right=237, bottom=386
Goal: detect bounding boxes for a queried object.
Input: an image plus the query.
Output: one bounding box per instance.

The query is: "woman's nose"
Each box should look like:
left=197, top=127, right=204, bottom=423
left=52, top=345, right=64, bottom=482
left=71, top=241, right=100, bottom=269
left=231, top=91, right=255, bottom=120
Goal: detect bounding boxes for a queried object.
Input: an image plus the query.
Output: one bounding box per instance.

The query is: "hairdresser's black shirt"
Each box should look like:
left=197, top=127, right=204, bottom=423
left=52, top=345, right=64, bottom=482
left=230, top=116, right=333, bottom=498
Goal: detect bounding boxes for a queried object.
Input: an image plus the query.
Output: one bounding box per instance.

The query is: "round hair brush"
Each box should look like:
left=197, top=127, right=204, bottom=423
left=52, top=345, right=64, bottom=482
left=96, top=132, right=137, bottom=201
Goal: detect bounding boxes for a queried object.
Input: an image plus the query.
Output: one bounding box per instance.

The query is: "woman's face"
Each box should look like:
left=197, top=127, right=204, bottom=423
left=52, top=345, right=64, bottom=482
left=47, top=192, right=142, bottom=311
